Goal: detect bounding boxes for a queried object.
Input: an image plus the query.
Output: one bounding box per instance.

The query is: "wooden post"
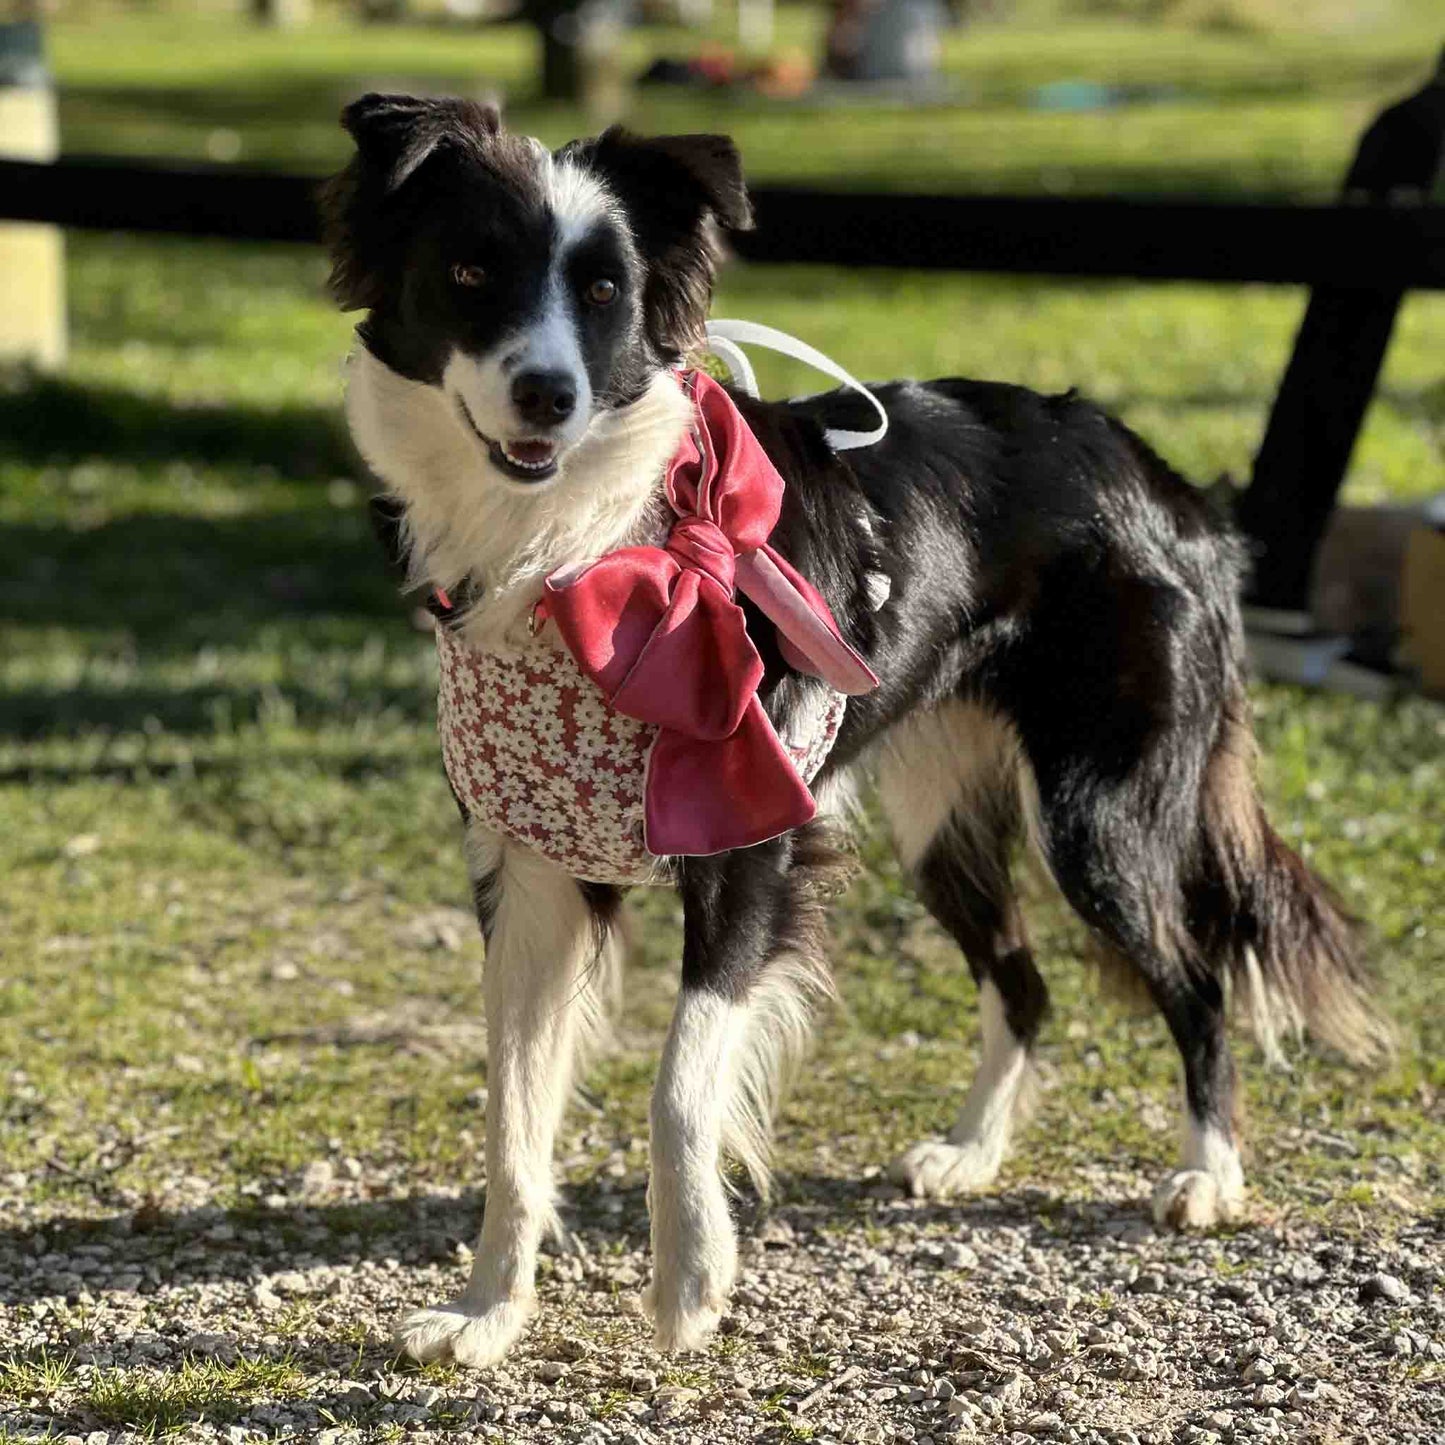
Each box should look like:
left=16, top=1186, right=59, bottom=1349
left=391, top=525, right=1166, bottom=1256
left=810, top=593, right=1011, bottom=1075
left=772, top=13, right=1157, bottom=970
left=1235, top=48, right=1445, bottom=626
left=0, top=9, right=65, bottom=371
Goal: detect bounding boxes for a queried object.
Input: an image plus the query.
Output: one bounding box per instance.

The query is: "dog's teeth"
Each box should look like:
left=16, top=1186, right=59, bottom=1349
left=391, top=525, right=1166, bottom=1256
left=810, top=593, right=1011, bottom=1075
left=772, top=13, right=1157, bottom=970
left=502, top=440, right=556, bottom=471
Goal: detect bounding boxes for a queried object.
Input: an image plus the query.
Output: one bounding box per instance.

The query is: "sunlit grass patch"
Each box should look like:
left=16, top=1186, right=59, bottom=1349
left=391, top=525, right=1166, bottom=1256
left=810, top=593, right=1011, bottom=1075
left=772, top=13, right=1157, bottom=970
left=82, top=1355, right=308, bottom=1435
left=0, top=1348, right=78, bottom=1399
left=1, top=3, right=1441, bottom=1264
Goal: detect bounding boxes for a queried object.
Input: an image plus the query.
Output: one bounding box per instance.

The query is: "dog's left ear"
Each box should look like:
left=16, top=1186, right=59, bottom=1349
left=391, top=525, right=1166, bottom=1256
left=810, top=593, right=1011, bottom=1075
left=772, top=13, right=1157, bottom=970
left=570, top=129, right=753, bottom=358
left=584, top=130, right=752, bottom=233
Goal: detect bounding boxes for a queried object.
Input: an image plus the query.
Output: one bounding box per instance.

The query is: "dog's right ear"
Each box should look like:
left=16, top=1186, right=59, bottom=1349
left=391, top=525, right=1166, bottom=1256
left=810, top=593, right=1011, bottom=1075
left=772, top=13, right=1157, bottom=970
left=321, top=93, right=501, bottom=311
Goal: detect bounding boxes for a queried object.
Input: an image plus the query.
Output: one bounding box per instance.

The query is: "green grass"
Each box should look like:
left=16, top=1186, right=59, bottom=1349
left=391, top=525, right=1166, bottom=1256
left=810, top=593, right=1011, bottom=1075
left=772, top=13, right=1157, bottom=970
left=45, top=3, right=1444, bottom=196
left=0, top=21, right=1441, bottom=1444
left=0, top=1346, right=311, bottom=1438
left=0, top=230, right=1440, bottom=1228
left=0, top=1349, right=78, bottom=1399
left=83, top=1355, right=309, bottom=1434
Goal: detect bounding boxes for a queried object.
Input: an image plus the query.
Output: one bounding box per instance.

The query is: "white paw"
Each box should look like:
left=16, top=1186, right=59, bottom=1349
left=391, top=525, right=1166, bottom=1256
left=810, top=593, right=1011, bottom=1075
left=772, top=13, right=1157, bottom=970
left=1151, top=1169, right=1242, bottom=1231
left=393, top=1296, right=535, bottom=1367
left=641, top=1263, right=732, bottom=1354
left=892, top=1138, right=1002, bottom=1199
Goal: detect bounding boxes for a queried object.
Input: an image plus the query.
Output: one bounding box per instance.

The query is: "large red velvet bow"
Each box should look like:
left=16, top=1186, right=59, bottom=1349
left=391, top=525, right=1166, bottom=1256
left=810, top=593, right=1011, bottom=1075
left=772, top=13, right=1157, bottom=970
left=541, top=370, right=878, bottom=857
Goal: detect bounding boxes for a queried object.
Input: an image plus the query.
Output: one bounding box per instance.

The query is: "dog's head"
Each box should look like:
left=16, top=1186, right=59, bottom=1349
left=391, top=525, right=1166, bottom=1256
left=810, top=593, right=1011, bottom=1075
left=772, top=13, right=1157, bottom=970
left=323, top=95, right=752, bottom=489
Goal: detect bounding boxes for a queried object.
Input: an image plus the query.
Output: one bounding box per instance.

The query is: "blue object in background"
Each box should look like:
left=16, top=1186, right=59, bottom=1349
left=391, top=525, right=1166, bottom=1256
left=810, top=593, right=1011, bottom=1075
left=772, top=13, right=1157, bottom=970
left=1030, top=79, right=1123, bottom=111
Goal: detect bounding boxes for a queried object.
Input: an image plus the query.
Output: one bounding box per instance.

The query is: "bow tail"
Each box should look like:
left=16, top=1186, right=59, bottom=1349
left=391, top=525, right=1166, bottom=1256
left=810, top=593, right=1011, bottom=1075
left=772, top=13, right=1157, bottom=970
left=643, top=696, right=817, bottom=856
left=734, top=547, right=878, bottom=696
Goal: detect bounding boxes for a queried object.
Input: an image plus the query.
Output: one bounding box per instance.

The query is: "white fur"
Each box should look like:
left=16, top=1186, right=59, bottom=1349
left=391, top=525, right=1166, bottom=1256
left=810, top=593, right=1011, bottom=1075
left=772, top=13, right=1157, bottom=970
left=645, top=988, right=749, bottom=1352
left=543, top=151, right=620, bottom=248
left=394, top=827, right=619, bottom=1367
left=1235, top=942, right=1304, bottom=1069
left=724, top=949, right=835, bottom=1199
left=876, top=700, right=1030, bottom=873
left=876, top=705, right=1040, bottom=1198
left=853, top=503, right=892, bottom=610
left=893, top=979, right=1034, bottom=1198
left=346, top=348, right=690, bottom=649
left=1152, top=1114, right=1245, bottom=1230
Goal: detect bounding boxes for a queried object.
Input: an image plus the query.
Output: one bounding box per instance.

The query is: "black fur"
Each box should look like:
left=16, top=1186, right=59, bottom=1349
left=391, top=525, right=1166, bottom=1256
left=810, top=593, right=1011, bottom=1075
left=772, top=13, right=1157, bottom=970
left=323, top=95, right=637, bottom=398
left=730, top=379, right=1387, bottom=1108
left=323, top=102, right=752, bottom=405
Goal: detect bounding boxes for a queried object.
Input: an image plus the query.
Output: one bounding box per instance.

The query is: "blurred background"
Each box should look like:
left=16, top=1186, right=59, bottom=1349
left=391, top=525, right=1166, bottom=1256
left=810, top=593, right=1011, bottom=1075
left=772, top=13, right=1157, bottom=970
left=0, top=0, right=1441, bottom=1323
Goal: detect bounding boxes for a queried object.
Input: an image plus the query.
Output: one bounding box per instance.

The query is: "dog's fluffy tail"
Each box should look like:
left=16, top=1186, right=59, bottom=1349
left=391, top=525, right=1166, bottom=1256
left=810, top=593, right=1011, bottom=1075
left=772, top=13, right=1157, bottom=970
left=1199, top=698, right=1394, bottom=1066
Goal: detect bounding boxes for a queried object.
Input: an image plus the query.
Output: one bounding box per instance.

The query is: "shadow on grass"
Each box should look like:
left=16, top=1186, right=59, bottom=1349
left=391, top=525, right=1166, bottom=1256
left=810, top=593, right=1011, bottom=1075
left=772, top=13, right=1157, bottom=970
left=0, top=507, right=400, bottom=638
left=0, top=381, right=425, bottom=743
left=0, top=374, right=354, bottom=476
left=0, top=677, right=431, bottom=748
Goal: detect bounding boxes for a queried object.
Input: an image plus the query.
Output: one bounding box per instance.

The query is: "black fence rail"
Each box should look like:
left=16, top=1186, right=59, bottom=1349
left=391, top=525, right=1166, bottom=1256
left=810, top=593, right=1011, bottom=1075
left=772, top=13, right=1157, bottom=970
left=2, top=155, right=1443, bottom=289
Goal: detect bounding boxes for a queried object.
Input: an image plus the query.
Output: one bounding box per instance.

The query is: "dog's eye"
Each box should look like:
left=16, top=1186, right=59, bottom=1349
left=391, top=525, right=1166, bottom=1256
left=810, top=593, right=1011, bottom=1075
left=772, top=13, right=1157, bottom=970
left=585, top=278, right=618, bottom=307
left=451, top=264, right=486, bottom=288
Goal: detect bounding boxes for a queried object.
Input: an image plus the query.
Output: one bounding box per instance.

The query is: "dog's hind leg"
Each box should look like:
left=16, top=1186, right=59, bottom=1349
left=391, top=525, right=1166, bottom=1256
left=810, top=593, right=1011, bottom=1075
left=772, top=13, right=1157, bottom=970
left=997, top=565, right=1252, bottom=1231
left=879, top=703, right=1049, bottom=1199
left=1035, top=793, right=1245, bottom=1230
left=645, top=825, right=839, bottom=1352
left=395, top=826, right=620, bottom=1367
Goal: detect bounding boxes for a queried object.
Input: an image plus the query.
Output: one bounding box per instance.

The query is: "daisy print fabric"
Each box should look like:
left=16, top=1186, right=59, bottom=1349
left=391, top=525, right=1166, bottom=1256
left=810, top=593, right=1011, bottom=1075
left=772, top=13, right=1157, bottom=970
left=436, top=621, right=845, bottom=886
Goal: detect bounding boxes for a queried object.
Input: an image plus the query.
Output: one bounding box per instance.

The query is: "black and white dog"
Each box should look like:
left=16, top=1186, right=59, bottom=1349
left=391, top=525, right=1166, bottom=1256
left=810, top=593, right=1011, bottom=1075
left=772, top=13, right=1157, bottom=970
left=323, top=95, right=1388, bottom=1367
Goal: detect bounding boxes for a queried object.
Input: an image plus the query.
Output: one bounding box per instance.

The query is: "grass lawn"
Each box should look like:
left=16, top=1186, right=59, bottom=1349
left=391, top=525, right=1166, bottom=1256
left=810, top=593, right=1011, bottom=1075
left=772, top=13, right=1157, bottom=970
left=46, top=3, right=1445, bottom=194
left=2, top=229, right=1440, bottom=1224
left=0, top=4, right=1442, bottom=1436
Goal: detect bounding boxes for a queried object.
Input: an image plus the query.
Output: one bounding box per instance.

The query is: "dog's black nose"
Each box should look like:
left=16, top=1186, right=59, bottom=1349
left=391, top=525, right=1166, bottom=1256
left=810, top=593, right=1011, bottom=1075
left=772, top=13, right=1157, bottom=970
left=511, top=371, right=576, bottom=426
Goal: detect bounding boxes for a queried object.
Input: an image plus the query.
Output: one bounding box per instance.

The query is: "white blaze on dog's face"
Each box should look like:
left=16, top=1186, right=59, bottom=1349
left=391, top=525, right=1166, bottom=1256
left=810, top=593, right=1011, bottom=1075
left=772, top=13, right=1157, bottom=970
left=323, top=96, right=753, bottom=494
left=436, top=157, right=622, bottom=484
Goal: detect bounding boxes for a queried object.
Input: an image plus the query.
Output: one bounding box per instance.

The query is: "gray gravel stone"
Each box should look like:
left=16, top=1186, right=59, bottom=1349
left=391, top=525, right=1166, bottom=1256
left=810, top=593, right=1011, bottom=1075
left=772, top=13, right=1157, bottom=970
left=1359, top=1271, right=1408, bottom=1303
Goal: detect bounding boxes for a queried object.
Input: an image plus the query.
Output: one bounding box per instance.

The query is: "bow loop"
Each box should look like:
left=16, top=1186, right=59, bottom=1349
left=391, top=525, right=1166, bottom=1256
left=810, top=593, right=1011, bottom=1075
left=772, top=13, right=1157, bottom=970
left=611, top=569, right=761, bottom=740
left=666, top=372, right=783, bottom=553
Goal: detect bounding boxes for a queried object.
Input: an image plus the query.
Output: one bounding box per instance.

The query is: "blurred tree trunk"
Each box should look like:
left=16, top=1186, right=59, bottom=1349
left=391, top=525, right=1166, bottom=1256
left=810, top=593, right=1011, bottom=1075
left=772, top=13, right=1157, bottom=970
left=530, top=0, right=624, bottom=112
left=251, top=0, right=314, bottom=27
left=357, top=0, right=410, bottom=20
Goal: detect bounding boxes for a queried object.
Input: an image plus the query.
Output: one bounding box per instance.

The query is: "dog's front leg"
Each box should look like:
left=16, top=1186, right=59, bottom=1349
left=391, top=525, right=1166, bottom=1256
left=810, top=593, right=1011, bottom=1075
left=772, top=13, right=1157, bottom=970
left=645, top=838, right=798, bottom=1353
left=396, top=828, right=615, bottom=1367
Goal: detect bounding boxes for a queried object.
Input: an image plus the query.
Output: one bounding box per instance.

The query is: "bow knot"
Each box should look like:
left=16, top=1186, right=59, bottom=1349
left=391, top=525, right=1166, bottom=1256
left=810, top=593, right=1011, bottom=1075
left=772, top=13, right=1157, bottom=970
left=666, top=516, right=737, bottom=596
left=541, top=370, right=877, bottom=857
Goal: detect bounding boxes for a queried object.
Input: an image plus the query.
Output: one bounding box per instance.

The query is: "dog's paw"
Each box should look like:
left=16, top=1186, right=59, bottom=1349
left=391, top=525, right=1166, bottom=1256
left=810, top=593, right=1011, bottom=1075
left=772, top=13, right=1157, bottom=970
left=393, top=1296, right=535, bottom=1368
left=1151, top=1169, right=1242, bottom=1231
left=641, top=1268, right=729, bottom=1354
left=891, top=1138, right=1001, bottom=1199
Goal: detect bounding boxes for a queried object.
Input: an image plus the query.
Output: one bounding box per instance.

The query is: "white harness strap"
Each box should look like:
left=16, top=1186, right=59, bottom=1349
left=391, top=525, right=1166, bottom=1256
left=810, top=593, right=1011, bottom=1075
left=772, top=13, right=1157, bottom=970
left=704, top=318, right=890, bottom=452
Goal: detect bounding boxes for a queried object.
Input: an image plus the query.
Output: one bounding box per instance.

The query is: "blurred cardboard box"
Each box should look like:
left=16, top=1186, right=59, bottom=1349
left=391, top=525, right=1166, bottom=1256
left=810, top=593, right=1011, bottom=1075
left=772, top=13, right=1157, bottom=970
left=1310, top=496, right=1445, bottom=697
left=1400, top=523, right=1445, bottom=699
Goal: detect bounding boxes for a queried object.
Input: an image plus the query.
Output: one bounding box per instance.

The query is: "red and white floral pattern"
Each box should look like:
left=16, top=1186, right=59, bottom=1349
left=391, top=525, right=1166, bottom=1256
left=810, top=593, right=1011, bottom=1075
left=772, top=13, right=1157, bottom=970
left=436, top=621, right=845, bottom=885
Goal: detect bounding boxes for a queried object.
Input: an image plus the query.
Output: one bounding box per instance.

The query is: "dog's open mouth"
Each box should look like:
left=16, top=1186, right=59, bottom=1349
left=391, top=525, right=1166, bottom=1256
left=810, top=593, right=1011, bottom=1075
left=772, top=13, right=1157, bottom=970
left=493, top=437, right=559, bottom=480
left=457, top=400, right=561, bottom=483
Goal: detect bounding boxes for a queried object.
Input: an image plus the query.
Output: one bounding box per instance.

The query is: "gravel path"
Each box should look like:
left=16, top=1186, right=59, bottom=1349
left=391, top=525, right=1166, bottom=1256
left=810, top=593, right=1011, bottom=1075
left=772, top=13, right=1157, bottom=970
left=3, top=1169, right=1441, bottom=1444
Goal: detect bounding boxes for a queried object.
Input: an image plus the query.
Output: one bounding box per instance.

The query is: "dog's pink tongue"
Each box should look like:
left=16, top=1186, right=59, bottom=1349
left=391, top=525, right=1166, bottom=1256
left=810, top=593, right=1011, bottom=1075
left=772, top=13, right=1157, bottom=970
left=507, top=440, right=555, bottom=464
